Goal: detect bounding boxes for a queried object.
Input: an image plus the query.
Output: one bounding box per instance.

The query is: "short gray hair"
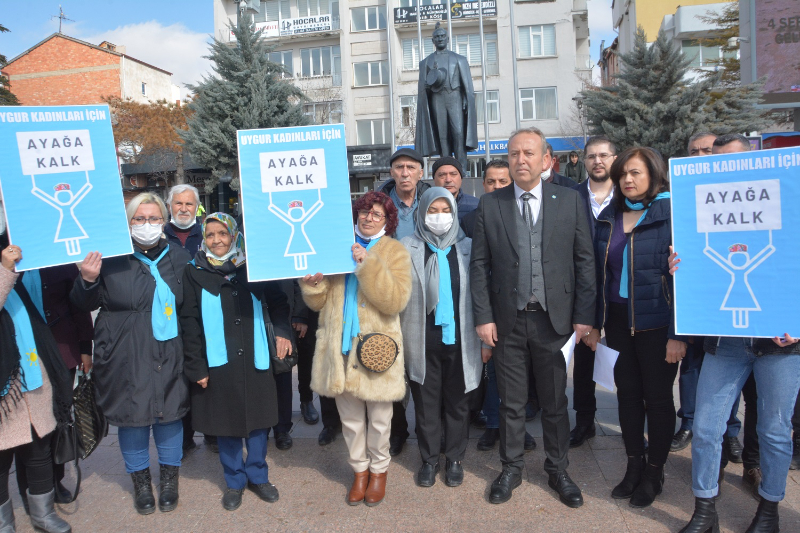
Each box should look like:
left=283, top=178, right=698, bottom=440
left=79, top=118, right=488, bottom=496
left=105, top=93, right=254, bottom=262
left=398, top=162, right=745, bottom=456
left=126, top=192, right=168, bottom=223
left=687, top=131, right=717, bottom=150
left=166, top=184, right=200, bottom=207
left=509, top=127, right=547, bottom=151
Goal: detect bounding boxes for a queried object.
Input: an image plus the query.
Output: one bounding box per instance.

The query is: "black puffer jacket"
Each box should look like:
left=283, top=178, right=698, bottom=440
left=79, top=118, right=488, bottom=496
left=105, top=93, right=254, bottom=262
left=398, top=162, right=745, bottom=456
left=594, top=199, right=682, bottom=339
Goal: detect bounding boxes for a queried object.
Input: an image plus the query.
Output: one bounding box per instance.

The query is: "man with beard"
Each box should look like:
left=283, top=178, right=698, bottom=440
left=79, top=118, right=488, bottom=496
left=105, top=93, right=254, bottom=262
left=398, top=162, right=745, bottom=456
left=569, top=136, right=616, bottom=448
left=164, top=184, right=203, bottom=256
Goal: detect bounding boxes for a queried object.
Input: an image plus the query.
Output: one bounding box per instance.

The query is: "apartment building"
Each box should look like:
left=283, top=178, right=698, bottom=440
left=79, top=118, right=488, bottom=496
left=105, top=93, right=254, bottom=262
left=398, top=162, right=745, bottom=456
left=214, top=0, right=591, bottom=190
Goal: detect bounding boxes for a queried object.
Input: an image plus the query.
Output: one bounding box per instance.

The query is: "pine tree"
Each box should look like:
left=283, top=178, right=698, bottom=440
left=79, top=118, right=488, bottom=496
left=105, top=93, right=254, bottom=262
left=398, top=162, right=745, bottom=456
left=0, top=23, right=20, bottom=106
left=181, top=13, right=308, bottom=192
left=582, top=27, right=769, bottom=159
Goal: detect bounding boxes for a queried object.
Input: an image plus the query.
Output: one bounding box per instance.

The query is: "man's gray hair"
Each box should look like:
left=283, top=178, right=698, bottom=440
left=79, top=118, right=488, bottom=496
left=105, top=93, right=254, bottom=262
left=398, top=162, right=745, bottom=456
left=687, top=131, right=717, bottom=150
left=713, top=133, right=751, bottom=151
left=166, top=184, right=200, bottom=207
left=509, top=127, right=547, bottom=150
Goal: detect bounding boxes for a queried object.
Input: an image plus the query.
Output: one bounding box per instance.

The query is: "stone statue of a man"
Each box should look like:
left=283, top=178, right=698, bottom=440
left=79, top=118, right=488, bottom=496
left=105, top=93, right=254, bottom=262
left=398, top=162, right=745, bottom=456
left=415, top=23, right=478, bottom=173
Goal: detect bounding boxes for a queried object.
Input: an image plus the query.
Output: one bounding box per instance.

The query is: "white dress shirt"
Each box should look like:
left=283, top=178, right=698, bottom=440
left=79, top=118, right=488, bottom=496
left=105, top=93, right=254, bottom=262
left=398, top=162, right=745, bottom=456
left=514, top=181, right=543, bottom=226
left=588, top=180, right=613, bottom=219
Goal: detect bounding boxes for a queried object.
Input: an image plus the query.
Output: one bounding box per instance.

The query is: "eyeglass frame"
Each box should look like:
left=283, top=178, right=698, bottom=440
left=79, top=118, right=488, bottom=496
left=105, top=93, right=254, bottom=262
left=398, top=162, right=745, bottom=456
left=130, top=216, right=165, bottom=225
left=357, top=209, right=386, bottom=221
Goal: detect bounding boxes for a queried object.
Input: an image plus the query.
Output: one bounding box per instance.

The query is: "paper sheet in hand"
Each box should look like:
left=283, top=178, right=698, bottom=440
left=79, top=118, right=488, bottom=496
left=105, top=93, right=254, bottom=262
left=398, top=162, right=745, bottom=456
left=593, top=341, right=620, bottom=392
left=562, top=333, right=577, bottom=368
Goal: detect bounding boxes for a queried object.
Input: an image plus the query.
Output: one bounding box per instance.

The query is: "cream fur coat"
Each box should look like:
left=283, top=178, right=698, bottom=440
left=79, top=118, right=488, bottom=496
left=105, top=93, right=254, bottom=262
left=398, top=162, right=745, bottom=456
left=301, top=237, right=412, bottom=403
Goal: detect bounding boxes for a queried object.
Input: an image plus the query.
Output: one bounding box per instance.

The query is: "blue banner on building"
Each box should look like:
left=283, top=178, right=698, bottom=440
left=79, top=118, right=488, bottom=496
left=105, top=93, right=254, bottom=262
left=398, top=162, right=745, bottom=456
left=0, top=105, right=133, bottom=271
left=670, top=147, right=800, bottom=337
left=237, top=124, right=356, bottom=281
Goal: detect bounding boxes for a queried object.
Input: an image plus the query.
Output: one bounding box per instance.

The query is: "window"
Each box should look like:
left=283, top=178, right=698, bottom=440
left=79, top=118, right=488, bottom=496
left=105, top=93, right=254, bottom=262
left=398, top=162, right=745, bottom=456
left=356, top=119, right=391, bottom=145
left=681, top=39, right=734, bottom=67
left=519, top=87, right=558, bottom=120
left=298, top=0, right=340, bottom=28
left=141, top=82, right=147, bottom=96
left=303, top=101, right=343, bottom=124
left=300, top=45, right=342, bottom=86
left=269, top=50, right=293, bottom=77
left=400, top=95, right=416, bottom=127
left=255, top=0, right=290, bottom=22
left=475, top=90, right=499, bottom=123
left=351, top=6, right=386, bottom=31
left=519, top=24, right=556, bottom=58
left=353, top=60, right=388, bottom=86
left=398, top=0, right=444, bottom=5
left=401, top=38, right=435, bottom=70
left=453, top=33, right=496, bottom=66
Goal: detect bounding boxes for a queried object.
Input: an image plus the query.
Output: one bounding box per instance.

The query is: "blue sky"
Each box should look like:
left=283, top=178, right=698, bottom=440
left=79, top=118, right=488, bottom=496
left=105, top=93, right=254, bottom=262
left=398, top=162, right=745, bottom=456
left=1, top=0, right=616, bottom=93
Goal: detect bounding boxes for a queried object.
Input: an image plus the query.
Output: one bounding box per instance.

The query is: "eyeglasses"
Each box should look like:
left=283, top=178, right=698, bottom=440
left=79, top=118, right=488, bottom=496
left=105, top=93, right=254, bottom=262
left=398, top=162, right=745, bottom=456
left=585, top=153, right=614, bottom=162
left=131, top=216, right=164, bottom=225
left=357, top=210, right=386, bottom=221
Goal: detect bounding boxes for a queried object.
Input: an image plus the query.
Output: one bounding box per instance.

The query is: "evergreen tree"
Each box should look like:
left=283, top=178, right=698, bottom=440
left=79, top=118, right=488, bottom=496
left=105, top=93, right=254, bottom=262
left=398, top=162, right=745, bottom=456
left=582, top=27, right=769, bottom=159
left=181, top=13, right=308, bottom=191
left=695, top=1, right=740, bottom=86
left=0, top=23, right=20, bottom=106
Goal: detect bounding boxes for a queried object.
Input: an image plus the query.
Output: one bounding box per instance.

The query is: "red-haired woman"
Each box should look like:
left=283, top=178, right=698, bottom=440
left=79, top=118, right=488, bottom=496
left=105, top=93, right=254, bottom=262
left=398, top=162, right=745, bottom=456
left=300, top=191, right=412, bottom=507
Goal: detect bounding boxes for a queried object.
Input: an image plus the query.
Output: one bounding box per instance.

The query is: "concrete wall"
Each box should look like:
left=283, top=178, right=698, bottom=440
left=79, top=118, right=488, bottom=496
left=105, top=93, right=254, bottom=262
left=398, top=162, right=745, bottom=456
left=120, top=57, right=174, bottom=103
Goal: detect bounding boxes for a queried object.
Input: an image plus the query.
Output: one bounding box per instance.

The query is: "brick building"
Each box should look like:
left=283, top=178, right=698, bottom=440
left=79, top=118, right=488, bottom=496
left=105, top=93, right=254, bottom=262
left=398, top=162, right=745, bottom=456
left=2, top=33, right=178, bottom=106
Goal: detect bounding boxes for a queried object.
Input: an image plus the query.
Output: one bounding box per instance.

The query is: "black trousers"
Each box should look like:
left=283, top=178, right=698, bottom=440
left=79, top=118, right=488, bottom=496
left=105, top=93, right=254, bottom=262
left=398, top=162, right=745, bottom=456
left=409, top=343, right=470, bottom=465
left=319, top=395, right=341, bottom=428
left=494, top=309, right=571, bottom=475
left=572, top=341, right=597, bottom=428
left=391, top=402, right=410, bottom=440
left=606, top=303, right=678, bottom=466
left=1, top=430, right=54, bottom=504
left=272, top=370, right=293, bottom=434
left=296, top=312, right=318, bottom=404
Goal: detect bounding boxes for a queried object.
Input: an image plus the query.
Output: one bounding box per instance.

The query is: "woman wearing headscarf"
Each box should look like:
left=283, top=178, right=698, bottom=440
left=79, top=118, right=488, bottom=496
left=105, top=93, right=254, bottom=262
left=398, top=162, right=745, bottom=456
left=300, top=191, right=412, bottom=507
left=72, top=192, right=190, bottom=515
left=0, top=241, right=73, bottom=532
left=399, top=187, right=481, bottom=488
left=180, top=213, right=292, bottom=511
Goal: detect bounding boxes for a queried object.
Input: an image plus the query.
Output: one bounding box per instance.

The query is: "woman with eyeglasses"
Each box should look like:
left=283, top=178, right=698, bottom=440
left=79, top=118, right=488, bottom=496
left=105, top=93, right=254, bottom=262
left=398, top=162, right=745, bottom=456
left=300, top=191, right=412, bottom=507
left=71, top=193, right=191, bottom=516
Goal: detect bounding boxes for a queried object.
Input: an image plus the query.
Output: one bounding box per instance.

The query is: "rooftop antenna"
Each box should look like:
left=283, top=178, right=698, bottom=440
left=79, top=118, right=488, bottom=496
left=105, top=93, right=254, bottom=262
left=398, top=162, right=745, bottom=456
left=51, top=5, right=74, bottom=34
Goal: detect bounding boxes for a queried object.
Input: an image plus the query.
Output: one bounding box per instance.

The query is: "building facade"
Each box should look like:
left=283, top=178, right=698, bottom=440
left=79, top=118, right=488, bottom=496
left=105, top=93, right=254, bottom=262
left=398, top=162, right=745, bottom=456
left=214, top=0, right=591, bottom=189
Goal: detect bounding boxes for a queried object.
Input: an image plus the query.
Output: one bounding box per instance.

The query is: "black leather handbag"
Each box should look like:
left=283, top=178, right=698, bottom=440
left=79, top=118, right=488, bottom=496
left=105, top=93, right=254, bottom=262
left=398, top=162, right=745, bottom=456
left=267, top=322, right=298, bottom=374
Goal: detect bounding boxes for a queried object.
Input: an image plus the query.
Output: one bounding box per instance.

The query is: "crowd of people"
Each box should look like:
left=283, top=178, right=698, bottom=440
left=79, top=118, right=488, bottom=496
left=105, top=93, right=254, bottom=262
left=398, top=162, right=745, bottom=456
left=0, top=127, right=797, bottom=533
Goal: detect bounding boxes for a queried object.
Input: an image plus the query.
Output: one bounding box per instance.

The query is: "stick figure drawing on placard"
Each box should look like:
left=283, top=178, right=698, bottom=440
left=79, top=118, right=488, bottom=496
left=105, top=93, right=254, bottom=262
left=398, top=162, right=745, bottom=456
left=268, top=189, right=324, bottom=270
left=31, top=174, right=93, bottom=256
left=703, top=231, right=775, bottom=329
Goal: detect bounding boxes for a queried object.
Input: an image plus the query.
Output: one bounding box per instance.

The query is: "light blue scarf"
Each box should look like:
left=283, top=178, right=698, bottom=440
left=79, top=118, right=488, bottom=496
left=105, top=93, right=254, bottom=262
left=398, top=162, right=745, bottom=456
left=341, top=236, right=381, bottom=355
left=619, top=192, right=671, bottom=298
left=133, top=245, right=178, bottom=341
left=202, top=290, right=270, bottom=370
left=426, top=243, right=455, bottom=345
left=4, top=289, right=43, bottom=392
left=21, top=270, right=44, bottom=320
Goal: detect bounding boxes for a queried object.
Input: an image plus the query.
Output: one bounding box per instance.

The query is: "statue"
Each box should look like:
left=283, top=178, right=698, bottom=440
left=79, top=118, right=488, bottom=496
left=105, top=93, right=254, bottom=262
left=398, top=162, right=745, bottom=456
left=415, top=22, right=478, bottom=173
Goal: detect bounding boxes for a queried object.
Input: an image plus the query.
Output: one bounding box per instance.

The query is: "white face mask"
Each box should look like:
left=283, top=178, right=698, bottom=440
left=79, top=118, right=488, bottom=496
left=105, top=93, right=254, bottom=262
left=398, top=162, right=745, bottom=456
left=425, top=213, right=453, bottom=236
left=541, top=168, right=552, bottom=180
left=171, top=214, right=196, bottom=230
left=130, top=223, right=163, bottom=246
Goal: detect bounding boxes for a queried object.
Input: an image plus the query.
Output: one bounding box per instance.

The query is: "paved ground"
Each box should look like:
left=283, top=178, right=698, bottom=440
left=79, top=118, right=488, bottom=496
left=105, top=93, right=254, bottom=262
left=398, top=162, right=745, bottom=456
left=7, top=368, right=800, bottom=533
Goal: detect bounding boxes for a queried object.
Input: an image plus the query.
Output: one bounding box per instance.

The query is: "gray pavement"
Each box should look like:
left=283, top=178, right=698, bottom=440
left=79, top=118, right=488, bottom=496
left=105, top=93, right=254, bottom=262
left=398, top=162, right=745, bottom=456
left=7, top=367, right=800, bottom=532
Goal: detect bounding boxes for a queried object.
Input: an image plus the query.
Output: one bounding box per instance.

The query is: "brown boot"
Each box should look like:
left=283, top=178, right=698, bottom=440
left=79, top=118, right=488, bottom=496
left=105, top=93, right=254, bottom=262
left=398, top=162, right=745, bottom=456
left=347, top=470, right=370, bottom=506
left=364, top=472, right=387, bottom=507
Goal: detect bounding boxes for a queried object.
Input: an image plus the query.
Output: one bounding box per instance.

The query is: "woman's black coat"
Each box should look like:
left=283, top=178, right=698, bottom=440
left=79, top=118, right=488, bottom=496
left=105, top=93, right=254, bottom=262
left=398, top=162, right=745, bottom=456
left=180, top=257, right=291, bottom=438
left=70, top=240, right=191, bottom=427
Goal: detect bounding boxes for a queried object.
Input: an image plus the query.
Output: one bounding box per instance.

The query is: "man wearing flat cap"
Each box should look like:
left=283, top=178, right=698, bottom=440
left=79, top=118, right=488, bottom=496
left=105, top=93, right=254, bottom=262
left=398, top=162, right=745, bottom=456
left=416, top=23, right=478, bottom=173
left=432, top=156, right=478, bottom=221
left=379, top=148, right=431, bottom=242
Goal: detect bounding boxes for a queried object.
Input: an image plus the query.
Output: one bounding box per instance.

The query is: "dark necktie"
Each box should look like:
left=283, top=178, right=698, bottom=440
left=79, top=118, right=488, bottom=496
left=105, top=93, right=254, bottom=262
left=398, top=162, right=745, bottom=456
left=521, top=192, right=533, bottom=231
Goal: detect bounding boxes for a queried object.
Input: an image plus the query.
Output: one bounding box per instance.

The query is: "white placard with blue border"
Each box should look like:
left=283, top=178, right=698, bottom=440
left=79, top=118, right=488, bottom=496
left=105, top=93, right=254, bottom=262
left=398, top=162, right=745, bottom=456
left=670, top=147, right=800, bottom=337
left=0, top=105, right=133, bottom=271
left=237, top=124, right=355, bottom=281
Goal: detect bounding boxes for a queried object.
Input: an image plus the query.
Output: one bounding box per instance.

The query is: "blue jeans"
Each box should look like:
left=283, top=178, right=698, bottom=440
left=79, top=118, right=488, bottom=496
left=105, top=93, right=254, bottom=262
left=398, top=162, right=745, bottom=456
left=117, top=420, right=183, bottom=474
left=691, top=337, right=800, bottom=501
left=678, top=341, right=742, bottom=437
left=217, top=428, right=269, bottom=490
left=482, top=359, right=500, bottom=429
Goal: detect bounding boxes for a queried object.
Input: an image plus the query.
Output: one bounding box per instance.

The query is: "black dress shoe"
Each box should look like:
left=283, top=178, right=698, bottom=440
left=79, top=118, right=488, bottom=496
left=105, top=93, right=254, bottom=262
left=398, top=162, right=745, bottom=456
left=471, top=411, right=487, bottom=429
left=300, top=401, right=320, bottom=425
left=54, top=480, right=73, bottom=504
left=389, top=435, right=406, bottom=457
left=182, top=439, right=197, bottom=453
left=204, top=435, right=219, bottom=454
left=248, top=482, right=279, bottom=503
left=445, top=460, right=464, bottom=487
left=569, top=424, right=596, bottom=448
left=417, top=462, right=439, bottom=487
left=489, top=469, right=522, bottom=504
left=274, top=432, right=293, bottom=450
left=548, top=471, right=584, bottom=508
left=671, top=429, right=693, bottom=452
left=318, top=426, right=339, bottom=446
left=222, top=488, right=244, bottom=511
left=524, top=432, right=536, bottom=451
left=724, top=436, right=743, bottom=463
left=477, top=428, right=499, bottom=451
left=526, top=402, right=541, bottom=421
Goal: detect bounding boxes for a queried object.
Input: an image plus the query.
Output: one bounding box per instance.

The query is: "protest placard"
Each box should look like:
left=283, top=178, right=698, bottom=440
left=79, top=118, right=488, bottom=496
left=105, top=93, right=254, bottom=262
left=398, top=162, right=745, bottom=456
left=0, top=105, right=133, bottom=270
left=237, top=124, right=355, bottom=281
left=670, top=147, right=800, bottom=337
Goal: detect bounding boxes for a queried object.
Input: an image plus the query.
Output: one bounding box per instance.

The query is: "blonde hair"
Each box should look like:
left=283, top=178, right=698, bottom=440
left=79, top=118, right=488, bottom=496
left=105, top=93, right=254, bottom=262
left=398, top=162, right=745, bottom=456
left=126, top=192, right=168, bottom=224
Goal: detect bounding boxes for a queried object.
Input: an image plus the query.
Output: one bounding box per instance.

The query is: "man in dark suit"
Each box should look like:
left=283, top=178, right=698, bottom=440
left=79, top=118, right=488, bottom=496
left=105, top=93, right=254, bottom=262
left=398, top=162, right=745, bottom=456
left=470, top=127, right=595, bottom=506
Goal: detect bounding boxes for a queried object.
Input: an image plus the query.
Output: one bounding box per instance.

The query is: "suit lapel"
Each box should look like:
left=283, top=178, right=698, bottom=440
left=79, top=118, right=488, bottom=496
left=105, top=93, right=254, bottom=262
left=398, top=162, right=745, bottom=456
left=408, top=237, right=426, bottom=292
left=541, top=181, right=560, bottom=255
left=498, top=185, right=520, bottom=259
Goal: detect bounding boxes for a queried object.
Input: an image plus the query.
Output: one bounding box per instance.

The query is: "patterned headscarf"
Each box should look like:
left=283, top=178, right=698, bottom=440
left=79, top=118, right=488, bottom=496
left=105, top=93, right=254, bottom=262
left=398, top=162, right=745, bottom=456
left=201, top=212, right=246, bottom=268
